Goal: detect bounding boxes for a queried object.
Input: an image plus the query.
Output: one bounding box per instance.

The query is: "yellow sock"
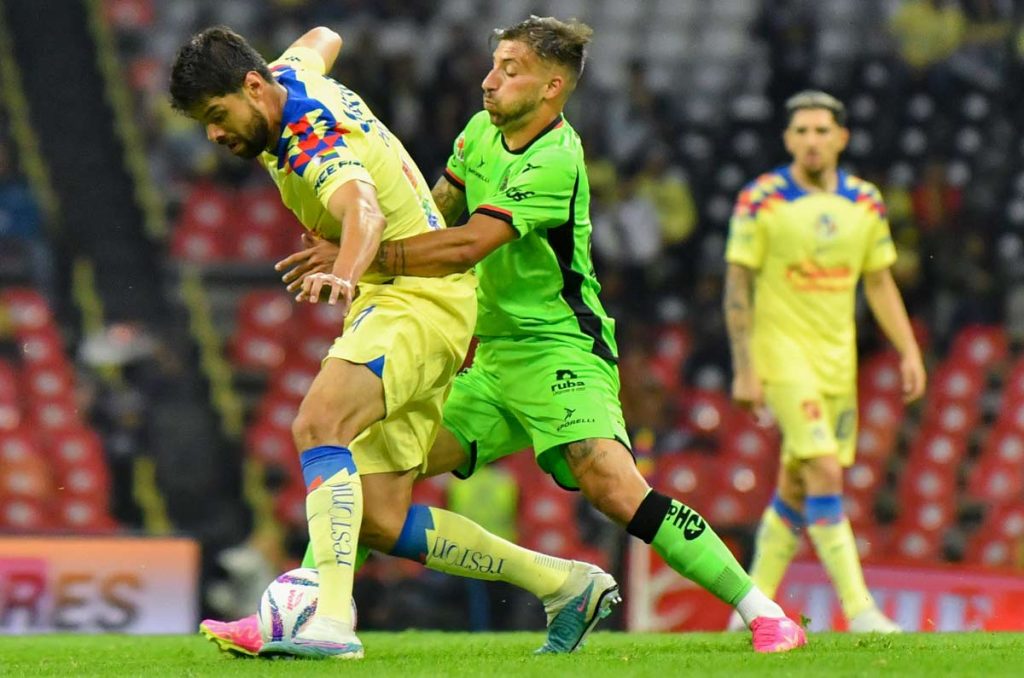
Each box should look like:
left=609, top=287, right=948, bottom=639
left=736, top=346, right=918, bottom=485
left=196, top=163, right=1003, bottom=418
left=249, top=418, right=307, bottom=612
left=306, top=465, right=362, bottom=624
left=749, top=504, right=801, bottom=598
left=807, top=518, right=874, bottom=620
left=391, top=505, right=573, bottom=598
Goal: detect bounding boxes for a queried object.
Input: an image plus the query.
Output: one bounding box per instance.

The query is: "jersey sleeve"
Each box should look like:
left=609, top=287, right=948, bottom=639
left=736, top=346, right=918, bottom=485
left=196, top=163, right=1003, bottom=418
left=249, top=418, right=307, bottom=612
left=724, top=186, right=766, bottom=269
left=443, top=127, right=468, bottom=191
left=862, top=207, right=898, bottom=272
left=283, top=113, right=374, bottom=209
left=473, top=148, right=577, bottom=237
left=269, top=46, right=327, bottom=75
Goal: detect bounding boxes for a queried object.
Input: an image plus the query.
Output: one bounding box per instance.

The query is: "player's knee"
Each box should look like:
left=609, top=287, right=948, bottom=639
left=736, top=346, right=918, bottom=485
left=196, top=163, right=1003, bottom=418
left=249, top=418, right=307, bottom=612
left=291, top=403, right=362, bottom=451
left=800, top=455, right=843, bottom=494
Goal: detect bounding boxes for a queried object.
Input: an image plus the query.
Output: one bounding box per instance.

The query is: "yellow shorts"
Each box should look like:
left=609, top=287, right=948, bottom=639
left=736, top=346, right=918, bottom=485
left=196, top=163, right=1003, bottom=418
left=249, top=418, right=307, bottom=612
left=326, top=272, right=477, bottom=476
left=763, top=383, right=858, bottom=468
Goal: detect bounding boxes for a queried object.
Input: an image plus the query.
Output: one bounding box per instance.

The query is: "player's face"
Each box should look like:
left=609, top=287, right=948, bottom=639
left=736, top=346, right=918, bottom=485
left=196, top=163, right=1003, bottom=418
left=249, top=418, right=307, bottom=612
left=784, top=109, right=849, bottom=175
left=193, top=93, right=271, bottom=159
left=481, top=41, right=550, bottom=129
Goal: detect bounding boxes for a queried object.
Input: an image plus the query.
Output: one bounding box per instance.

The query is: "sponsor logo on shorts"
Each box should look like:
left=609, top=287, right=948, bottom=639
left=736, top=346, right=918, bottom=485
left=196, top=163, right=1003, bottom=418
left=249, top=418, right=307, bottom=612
left=801, top=400, right=823, bottom=421
left=551, top=369, right=586, bottom=395
left=558, top=406, right=595, bottom=432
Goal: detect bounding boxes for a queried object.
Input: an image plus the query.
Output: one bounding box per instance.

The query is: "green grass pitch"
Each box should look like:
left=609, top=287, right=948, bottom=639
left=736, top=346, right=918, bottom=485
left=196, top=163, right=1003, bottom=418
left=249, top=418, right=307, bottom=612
left=2, top=632, right=1023, bottom=677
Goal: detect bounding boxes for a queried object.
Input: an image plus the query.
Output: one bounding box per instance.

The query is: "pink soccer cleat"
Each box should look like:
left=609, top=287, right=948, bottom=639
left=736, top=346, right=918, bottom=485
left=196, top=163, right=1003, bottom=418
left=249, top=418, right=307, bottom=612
left=200, top=613, right=263, bottom=657
left=750, top=615, right=807, bottom=653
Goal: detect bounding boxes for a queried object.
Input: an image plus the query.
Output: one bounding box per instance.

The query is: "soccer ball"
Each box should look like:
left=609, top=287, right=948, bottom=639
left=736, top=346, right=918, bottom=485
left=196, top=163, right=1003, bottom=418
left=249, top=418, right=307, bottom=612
left=258, top=568, right=319, bottom=643
left=257, top=568, right=359, bottom=643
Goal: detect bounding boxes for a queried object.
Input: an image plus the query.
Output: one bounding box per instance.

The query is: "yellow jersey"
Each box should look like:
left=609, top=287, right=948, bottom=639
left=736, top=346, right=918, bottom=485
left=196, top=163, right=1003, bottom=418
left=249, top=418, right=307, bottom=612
left=260, top=47, right=445, bottom=285
left=724, top=166, right=897, bottom=393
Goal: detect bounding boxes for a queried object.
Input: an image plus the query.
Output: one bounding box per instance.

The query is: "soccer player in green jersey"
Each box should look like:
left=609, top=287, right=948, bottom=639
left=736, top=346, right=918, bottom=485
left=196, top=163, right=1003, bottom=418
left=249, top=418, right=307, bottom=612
left=724, top=91, right=926, bottom=633
left=279, top=16, right=806, bottom=653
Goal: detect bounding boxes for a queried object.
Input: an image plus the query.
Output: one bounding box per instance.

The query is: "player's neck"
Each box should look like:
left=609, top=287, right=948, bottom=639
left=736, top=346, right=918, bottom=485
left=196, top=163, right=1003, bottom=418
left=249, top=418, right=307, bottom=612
left=501, top=108, right=562, bottom=152
left=264, top=83, right=290, bottom=152
left=789, top=162, right=838, bottom=193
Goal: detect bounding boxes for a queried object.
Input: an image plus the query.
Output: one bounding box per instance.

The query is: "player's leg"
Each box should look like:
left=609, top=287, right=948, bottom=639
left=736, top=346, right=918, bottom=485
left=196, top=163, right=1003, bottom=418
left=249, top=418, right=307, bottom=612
left=261, top=356, right=378, bottom=658
left=517, top=351, right=803, bottom=653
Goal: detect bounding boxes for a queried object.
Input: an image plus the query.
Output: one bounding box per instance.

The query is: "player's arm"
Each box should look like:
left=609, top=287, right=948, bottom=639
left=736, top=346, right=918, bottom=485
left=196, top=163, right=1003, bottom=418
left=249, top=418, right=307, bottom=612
left=373, top=213, right=516, bottom=277
left=298, top=180, right=385, bottom=306
left=863, top=267, right=926, bottom=402
left=282, top=26, right=343, bottom=73
left=723, top=263, right=764, bottom=410
left=431, top=176, right=467, bottom=228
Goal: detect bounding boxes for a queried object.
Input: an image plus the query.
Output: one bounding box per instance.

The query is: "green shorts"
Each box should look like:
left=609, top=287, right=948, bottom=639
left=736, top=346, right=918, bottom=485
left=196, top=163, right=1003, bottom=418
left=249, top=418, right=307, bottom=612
left=442, top=338, right=630, bottom=489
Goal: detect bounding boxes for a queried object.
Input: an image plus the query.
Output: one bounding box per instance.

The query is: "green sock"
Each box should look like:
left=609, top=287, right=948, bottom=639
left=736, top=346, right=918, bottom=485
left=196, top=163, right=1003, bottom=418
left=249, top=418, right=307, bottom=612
left=627, top=490, right=752, bottom=606
left=302, top=542, right=370, bottom=570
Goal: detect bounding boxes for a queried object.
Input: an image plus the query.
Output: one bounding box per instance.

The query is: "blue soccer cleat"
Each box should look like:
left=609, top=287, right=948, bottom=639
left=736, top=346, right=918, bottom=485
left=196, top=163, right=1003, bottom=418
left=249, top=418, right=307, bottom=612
left=536, top=563, right=621, bottom=654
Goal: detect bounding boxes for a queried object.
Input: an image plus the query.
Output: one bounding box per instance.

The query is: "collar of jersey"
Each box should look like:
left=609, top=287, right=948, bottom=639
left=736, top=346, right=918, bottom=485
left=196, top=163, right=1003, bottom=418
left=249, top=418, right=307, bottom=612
left=500, top=114, right=564, bottom=155
left=268, top=66, right=333, bottom=165
left=777, top=165, right=852, bottom=202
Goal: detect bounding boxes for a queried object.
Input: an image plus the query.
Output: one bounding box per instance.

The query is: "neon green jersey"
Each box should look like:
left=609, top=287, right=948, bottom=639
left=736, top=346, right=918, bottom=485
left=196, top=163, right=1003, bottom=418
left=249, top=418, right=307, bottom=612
left=725, top=166, right=898, bottom=392
left=444, top=111, right=617, bottom=361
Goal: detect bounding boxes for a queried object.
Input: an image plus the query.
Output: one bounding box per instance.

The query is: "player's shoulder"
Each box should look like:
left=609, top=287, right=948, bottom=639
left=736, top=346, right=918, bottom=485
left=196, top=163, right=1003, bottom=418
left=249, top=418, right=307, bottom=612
left=837, top=170, right=887, bottom=215
left=738, top=168, right=788, bottom=199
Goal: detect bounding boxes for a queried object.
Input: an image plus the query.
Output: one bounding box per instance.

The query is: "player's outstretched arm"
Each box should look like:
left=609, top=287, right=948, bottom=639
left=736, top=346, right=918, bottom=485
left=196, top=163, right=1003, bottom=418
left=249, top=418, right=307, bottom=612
left=298, top=180, right=385, bottom=308
left=373, top=213, right=516, bottom=277
left=431, top=177, right=467, bottom=228
left=863, top=267, right=926, bottom=402
left=287, top=26, right=343, bottom=73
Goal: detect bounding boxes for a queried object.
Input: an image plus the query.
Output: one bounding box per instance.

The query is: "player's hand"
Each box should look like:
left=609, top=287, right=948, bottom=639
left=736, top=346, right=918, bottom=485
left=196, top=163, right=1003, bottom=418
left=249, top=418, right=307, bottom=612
left=298, top=272, right=355, bottom=310
left=274, top=233, right=340, bottom=293
left=732, top=370, right=773, bottom=428
left=900, top=350, right=926, bottom=403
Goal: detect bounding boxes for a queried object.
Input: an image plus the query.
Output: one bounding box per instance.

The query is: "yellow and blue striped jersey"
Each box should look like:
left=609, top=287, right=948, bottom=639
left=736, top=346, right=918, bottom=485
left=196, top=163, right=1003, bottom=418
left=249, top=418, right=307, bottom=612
left=724, top=166, right=898, bottom=392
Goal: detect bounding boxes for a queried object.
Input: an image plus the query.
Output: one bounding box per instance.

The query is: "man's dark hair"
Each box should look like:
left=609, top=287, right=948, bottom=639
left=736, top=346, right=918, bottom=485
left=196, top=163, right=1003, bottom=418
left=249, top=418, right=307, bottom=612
left=785, top=90, right=848, bottom=127
left=170, top=26, right=273, bottom=112
left=494, top=15, right=592, bottom=85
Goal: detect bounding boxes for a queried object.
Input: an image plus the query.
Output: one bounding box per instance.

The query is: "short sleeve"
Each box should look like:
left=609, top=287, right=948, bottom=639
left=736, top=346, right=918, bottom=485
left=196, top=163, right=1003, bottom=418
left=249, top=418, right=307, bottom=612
left=443, top=128, right=468, bottom=191
left=269, top=46, right=326, bottom=75
left=862, top=213, right=898, bottom=272
left=473, top=149, right=576, bottom=237
left=283, top=114, right=374, bottom=209
left=724, top=187, right=766, bottom=269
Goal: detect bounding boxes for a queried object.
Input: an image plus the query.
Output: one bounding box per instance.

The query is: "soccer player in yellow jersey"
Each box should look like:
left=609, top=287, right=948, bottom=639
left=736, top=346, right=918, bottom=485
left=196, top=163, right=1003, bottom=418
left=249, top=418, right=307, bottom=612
left=724, top=91, right=926, bottom=633
left=171, top=26, right=616, bottom=659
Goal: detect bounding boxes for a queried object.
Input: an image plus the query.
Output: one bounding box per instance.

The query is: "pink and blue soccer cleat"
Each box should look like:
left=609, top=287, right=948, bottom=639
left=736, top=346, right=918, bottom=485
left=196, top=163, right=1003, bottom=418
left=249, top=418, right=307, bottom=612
left=751, top=615, right=808, bottom=653
left=199, top=614, right=262, bottom=657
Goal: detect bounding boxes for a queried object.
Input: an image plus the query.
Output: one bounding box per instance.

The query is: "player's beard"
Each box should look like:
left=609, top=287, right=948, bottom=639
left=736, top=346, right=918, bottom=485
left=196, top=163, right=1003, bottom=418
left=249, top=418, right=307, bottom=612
left=484, top=94, right=540, bottom=131
left=234, top=104, right=272, bottom=159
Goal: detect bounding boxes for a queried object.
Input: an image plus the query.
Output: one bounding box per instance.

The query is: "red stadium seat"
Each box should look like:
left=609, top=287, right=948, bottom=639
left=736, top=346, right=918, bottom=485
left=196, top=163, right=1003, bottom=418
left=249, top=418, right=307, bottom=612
left=907, top=429, right=968, bottom=467
left=267, top=360, right=319, bottom=402
left=716, top=459, right=774, bottom=512
left=929, top=363, right=985, bottom=402
left=232, top=228, right=300, bottom=262
left=890, top=524, right=944, bottom=562
left=26, top=396, right=82, bottom=432
left=56, top=460, right=112, bottom=506
left=854, top=424, right=896, bottom=469
left=274, top=485, right=308, bottom=531
left=297, top=301, right=348, bottom=338
left=178, top=182, right=233, bottom=232
left=17, top=327, right=68, bottom=368
left=255, top=393, right=300, bottom=433
left=858, top=351, right=902, bottom=398
left=0, top=496, right=50, bottom=532
left=238, top=184, right=297, bottom=232
left=654, top=451, right=714, bottom=508
left=0, top=431, right=50, bottom=500
left=842, top=490, right=875, bottom=528
left=170, top=226, right=231, bottom=262
left=411, top=476, right=448, bottom=509
left=21, top=363, right=75, bottom=401
left=0, top=288, right=54, bottom=332
left=57, top=496, right=117, bottom=533
left=295, top=331, right=335, bottom=365
left=963, top=532, right=1018, bottom=568
left=853, top=524, right=888, bottom=562
left=229, top=328, right=287, bottom=372
left=677, top=388, right=732, bottom=443
left=518, top=485, right=575, bottom=528
left=719, top=424, right=778, bottom=471
left=920, top=398, right=979, bottom=438
left=949, top=324, right=1008, bottom=371
left=237, top=290, right=296, bottom=333
left=859, top=392, right=904, bottom=430
left=705, top=491, right=760, bottom=527
left=898, top=458, right=957, bottom=503
left=967, top=459, right=1023, bottom=505
left=846, top=460, right=884, bottom=496
left=521, top=524, right=581, bottom=559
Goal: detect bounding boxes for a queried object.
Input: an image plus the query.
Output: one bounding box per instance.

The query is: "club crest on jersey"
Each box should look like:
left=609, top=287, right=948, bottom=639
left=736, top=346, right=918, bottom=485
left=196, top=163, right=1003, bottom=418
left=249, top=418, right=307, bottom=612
left=816, top=213, right=838, bottom=240
left=455, top=134, right=466, bottom=162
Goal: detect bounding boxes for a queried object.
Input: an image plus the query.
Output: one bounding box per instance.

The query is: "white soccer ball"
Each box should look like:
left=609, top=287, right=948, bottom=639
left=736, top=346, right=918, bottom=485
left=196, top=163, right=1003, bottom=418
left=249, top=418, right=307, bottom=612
left=257, top=567, right=358, bottom=643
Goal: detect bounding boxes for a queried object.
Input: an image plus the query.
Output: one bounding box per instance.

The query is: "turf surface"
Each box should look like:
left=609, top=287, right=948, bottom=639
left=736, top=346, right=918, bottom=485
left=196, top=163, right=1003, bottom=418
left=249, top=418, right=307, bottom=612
left=1, top=631, right=1022, bottom=677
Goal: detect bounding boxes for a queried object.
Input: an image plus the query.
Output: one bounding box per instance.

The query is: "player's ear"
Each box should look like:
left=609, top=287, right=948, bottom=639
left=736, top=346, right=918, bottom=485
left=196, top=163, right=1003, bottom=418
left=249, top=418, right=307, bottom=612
left=545, top=73, right=566, bottom=101
left=836, top=125, right=851, bottom=152
left=243, top=71, right=264, bottom=98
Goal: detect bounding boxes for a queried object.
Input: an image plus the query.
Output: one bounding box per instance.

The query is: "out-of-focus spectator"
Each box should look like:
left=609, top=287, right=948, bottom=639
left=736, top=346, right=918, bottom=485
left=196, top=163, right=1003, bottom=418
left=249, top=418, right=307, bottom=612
left=889, top=0, right=967, bottom=72
left=755, top=0, right=817, bottom=101
left=635, top=146, right=698, bottom=250
left=0, top=141, right=56, bottom=301
left=912, top=159, right=963, bottom=233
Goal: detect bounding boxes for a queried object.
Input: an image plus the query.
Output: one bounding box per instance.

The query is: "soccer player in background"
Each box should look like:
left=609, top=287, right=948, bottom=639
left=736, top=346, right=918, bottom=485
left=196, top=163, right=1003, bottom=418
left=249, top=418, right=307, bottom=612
left=723, top=91, right=926, bottom=633
left=274, top=16, right=806, bottom=653
left=171, top=25, right=619, bottom=659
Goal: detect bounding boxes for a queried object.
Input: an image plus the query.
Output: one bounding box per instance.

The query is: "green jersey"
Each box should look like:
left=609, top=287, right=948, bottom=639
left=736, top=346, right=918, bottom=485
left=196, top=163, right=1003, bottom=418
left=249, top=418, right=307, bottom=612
left=444, top=111, right=617, bottom=361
